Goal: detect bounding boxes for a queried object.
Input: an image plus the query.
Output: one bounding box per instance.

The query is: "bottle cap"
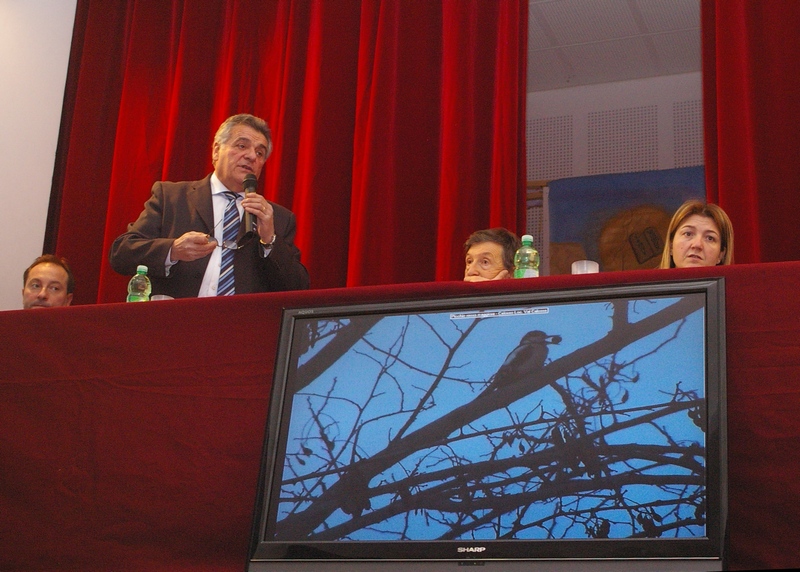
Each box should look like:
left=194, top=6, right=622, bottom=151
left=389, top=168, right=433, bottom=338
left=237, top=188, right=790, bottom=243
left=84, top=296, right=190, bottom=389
left=136, top=265, right=148, bottom=274
left=521, top=234, right=533, bottom=244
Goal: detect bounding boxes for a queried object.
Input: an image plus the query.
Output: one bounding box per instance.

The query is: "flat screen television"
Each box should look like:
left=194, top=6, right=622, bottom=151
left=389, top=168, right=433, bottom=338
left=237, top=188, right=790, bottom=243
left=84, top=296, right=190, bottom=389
left=249, top=278, right=727, bottom=571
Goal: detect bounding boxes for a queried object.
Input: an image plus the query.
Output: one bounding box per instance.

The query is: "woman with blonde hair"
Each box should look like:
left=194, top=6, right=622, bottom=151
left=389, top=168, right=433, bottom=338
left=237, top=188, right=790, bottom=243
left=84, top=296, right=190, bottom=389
left=660, top=200, right=734, bottom=268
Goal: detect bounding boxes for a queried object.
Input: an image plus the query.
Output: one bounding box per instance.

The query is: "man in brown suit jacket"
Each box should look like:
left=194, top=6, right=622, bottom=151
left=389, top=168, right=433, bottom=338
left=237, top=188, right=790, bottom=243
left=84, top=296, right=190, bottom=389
left=110, top=114, right=309, bottom=298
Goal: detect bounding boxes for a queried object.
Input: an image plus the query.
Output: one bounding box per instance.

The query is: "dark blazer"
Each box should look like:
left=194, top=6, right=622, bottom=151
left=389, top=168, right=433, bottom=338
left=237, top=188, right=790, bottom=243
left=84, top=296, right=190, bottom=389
left=109, top=175, right=310, bottom=298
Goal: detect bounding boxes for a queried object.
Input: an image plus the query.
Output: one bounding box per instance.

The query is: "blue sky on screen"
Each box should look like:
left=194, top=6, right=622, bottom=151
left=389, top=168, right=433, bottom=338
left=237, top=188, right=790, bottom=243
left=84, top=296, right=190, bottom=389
left=277, top=294, right=706, bottom=540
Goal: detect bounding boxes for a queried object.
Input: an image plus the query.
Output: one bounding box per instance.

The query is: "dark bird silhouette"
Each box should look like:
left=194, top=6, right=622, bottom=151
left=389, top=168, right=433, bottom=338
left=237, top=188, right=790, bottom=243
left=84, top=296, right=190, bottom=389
left=485, top=330, right=561, bottom=394
left=339, top=466, right=372, bottom=517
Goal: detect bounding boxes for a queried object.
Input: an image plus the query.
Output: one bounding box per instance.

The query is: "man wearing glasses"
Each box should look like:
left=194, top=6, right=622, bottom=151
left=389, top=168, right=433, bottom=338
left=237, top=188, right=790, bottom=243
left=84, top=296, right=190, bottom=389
left=110, top=114, right=309, bottom=298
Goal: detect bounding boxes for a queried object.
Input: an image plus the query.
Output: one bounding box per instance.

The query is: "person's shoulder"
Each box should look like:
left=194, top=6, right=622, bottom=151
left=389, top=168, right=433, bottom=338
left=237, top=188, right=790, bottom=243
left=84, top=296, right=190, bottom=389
left=153, top=176, right=211, bottom=201
left=158, top=175, right=211, bottom=192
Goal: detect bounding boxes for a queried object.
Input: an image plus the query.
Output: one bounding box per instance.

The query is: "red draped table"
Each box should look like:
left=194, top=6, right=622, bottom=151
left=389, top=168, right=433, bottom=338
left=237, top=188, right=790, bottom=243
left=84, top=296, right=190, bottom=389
left=2, top=262, right=800, bottom=571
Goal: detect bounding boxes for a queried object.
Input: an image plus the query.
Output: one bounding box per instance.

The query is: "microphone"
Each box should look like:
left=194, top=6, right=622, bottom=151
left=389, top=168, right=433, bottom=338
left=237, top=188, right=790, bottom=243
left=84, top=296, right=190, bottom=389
left=243, top=173, right=258, bottom=235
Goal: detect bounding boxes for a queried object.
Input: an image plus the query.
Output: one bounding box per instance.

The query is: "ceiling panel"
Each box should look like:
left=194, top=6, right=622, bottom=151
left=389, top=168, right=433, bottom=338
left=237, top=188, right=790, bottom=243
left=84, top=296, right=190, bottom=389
left=651, top=29, right=701, bottom=74
left=562, top=36, right=657, bottom=84
left=637, top=0, right=700, bottom=32
left=528, top=49, right=575, bottom=92
left=527, top=0, right=701, bottom=92
left=535, top=0, right=640, bottom=45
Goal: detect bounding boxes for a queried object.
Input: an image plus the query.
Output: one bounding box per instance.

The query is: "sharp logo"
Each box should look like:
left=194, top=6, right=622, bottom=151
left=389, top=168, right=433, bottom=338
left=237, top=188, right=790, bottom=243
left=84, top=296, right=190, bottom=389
left=457, top=546, right=487, bottom=553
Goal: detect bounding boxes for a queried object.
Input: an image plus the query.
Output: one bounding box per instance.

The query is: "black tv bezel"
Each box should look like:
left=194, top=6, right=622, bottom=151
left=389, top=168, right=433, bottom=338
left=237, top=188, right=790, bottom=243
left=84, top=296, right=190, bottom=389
left=249, top=278, right=727, bottom=568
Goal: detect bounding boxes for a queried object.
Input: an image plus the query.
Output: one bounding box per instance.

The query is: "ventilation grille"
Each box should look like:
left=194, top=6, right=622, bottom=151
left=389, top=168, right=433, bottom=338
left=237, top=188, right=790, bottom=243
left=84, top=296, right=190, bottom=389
left=673, top=99, right=703, bottom=167
left=526, top=115, right=573, bottom=181
left=588, top=105, right=658, bottom=174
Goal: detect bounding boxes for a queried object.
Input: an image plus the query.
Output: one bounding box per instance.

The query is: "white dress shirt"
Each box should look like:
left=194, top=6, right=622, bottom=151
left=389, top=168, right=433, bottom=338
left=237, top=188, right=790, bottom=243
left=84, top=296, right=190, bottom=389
left=197, top=173, right=244, bottom=297
left=163, top=173, right=244, bottom=297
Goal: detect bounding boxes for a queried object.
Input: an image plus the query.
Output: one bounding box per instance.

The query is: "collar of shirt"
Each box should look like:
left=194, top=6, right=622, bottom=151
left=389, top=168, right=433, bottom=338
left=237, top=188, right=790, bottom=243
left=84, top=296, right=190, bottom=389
left=210, top=172, right=244, bottom=232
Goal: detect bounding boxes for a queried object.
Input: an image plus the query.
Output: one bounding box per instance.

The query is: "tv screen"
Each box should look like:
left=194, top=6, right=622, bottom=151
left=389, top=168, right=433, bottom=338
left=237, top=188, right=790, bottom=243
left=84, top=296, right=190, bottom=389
left=249, top=278, right=726, bottom=571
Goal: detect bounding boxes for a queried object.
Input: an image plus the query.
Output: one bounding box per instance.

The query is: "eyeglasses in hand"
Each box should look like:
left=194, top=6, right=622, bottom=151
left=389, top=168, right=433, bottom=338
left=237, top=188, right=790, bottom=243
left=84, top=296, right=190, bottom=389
left=208, top=232, right=256, bottom=251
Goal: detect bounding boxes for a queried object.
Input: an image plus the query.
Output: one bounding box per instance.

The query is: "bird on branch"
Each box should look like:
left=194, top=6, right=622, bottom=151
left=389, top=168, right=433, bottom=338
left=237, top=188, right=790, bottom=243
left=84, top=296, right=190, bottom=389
left=484, top=330, right=562, bottom=394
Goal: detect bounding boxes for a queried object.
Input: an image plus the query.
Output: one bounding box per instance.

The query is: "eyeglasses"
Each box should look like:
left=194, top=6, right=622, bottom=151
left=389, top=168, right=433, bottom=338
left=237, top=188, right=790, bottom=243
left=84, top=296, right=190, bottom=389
left=209, top=233, right=256, bottom=251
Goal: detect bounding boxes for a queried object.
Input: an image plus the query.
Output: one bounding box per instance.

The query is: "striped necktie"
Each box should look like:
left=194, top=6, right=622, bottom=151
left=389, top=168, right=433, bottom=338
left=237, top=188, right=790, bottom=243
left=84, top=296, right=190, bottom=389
left=217, top=191, right=240, bottom=296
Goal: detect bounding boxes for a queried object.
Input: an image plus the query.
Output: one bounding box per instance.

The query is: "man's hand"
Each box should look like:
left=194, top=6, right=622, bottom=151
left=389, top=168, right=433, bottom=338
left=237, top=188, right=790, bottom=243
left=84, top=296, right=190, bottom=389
left=242, top=192, right=276, bottom=243
left=171, top=231, right=217, bottom=262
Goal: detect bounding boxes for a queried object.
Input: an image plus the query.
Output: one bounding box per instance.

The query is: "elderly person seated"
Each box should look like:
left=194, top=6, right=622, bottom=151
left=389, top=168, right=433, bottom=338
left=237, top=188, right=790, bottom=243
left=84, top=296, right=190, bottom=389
left=463, top=228, right=521, bottom=282
left=660, top=199, right=734, bottom=268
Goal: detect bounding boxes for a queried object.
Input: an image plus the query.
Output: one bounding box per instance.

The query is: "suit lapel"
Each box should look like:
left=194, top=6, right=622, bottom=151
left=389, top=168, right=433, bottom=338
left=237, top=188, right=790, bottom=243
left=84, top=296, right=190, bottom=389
left=188, top=175, right=215, bottom=233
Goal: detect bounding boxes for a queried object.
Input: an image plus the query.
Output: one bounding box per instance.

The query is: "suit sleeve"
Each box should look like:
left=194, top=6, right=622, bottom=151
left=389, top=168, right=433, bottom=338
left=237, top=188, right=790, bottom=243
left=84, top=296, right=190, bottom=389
left=109, top=182, right=176, bottom=278
left=255, top=205, right=310, bottom=291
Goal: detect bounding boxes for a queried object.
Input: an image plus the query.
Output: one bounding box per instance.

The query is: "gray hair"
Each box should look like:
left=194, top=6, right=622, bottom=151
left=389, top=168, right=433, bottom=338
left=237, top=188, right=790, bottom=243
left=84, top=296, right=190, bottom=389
left=213, top=113, right=273, bottom=158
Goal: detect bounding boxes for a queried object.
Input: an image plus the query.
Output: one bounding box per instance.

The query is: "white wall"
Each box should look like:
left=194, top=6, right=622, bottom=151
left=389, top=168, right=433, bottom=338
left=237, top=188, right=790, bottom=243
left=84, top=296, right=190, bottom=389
left=0, top=0, right=77, bottom=311
left=526, top=72, right=703, bottom=181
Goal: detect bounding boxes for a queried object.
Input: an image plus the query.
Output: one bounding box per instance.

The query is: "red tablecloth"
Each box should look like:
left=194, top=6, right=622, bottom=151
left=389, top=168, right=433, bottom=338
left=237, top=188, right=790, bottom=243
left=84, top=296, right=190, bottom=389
left=3, top=262, right=800, bottom=571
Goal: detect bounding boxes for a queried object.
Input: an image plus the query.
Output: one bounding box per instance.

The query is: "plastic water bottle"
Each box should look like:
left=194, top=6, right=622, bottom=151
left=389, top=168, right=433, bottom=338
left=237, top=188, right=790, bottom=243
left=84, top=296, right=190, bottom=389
left=513, top=234, right=539, bottom=278
left=126, top=265, right=152, bottom=302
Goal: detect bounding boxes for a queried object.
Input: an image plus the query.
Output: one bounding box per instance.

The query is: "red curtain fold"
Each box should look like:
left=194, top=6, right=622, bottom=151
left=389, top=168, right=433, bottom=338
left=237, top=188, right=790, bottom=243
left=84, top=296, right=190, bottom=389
left=435, top=1, right=527, bottom=281
left=349, top=1, right=445, bottom=286
left=288, top=1, right=362, bottom=288
left=702, top=0, right=800, bottom=264
left=49, top=0, right=130, bottom=306
left=51, top=0, right=528, bottom=303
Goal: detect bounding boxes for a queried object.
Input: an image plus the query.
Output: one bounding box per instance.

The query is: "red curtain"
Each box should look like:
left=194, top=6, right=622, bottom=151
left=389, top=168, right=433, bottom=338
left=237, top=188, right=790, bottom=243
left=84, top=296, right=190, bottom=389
left=702, top=0, right=800, bottom=264
left=49, top=0, right=527, bottom=304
